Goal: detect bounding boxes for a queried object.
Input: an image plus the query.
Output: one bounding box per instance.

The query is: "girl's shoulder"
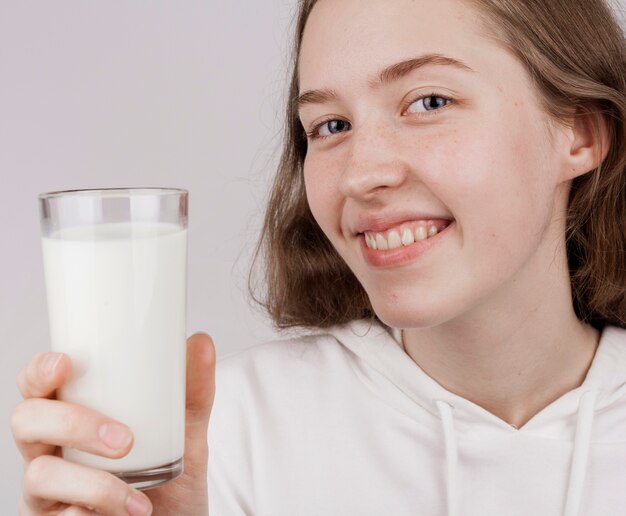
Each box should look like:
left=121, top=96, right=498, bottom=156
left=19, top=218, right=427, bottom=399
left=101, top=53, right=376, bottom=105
left=214, top=330, right=353, bottom=387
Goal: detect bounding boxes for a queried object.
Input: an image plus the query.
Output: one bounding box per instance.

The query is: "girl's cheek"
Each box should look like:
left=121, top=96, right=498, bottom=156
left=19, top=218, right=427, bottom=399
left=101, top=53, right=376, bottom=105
left=305, top=151, right=341, bottom=191
left=304, top=160, right=337, bottom=226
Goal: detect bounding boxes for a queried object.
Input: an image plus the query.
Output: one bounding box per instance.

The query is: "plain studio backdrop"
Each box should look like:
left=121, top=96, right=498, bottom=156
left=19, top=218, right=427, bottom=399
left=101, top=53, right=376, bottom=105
left=0, top=0, right=624, bottom=510
left=0, top=0, right=295, bottom=508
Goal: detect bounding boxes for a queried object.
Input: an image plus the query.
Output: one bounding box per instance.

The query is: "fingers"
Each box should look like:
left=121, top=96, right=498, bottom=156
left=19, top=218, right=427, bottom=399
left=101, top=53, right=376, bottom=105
left=60, top=508, right=99, bottom=515
left=11, top=398, right=133, bottom=463
left=185, top=333, right=216, bottom=422
left=58, top=507, right=98, bottom=515
left=22, top=455, right=152, bottom=516
left=17, top=351, right=72, bottom=399
left=182, top=333, right=216, bottom=471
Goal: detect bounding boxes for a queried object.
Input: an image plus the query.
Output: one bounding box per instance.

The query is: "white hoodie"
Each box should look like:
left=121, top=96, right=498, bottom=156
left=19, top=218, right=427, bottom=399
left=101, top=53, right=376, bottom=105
left=207, top=320, right=626, bottom=516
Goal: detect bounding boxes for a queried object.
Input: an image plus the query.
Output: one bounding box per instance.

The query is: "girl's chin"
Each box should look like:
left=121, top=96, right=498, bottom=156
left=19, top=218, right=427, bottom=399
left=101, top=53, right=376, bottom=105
left=372, top=303, right=456, bottom=330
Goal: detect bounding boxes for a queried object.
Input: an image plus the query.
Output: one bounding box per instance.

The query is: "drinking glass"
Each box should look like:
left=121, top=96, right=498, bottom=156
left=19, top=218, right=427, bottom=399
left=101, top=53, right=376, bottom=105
left=39, top=188, right=188, bottom=490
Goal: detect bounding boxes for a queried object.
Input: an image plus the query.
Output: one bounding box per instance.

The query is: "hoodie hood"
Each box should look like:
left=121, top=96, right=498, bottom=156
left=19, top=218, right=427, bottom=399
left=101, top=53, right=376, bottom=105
left=331, top=320, right=626, bottom=516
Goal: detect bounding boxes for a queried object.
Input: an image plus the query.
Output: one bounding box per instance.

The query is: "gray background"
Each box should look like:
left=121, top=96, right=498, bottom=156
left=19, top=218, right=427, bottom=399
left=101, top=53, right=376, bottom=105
left=1, top=0, right=624, bottom=511
left=0, top=0, right=294, bottom=508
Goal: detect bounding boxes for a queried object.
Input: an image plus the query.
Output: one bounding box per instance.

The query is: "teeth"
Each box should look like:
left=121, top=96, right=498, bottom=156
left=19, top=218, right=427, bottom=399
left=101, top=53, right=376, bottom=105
left=363, top=222, right=449, bottom=250
left=387, top=230, right=402, bottom=249
left=375, top=233, right=389, bottom=250
left=414, top=226, right=428, bottom=241
left=401, top=228, right=414, bottom=246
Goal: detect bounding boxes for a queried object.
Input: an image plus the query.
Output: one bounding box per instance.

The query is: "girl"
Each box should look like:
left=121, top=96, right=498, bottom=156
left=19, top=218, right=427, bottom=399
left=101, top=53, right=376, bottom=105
left=11, top=0, right=626, bottom=514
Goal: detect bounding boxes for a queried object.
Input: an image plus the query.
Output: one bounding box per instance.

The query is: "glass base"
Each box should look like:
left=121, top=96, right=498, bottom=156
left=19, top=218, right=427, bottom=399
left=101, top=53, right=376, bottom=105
left=112, top=457, right=183, bottom=491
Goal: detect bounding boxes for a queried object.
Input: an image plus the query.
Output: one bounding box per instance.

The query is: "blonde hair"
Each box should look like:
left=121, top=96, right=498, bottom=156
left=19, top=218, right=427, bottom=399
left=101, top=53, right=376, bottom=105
left=251, top=0, right=626, bottom=330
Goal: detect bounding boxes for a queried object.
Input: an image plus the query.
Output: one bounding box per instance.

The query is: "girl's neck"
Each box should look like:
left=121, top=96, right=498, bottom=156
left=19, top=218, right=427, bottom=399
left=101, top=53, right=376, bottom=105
left=402, top=302, right=600, bottom=430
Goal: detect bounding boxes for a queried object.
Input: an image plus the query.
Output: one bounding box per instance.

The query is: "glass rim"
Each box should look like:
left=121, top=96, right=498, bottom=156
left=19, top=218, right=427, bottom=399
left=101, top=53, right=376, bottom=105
left=38, top=187, right=187, bottom=201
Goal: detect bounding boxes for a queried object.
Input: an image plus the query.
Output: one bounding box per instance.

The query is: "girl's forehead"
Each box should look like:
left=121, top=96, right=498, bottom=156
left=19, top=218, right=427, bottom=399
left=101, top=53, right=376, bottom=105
left=298, top=0, right=506, bottom=89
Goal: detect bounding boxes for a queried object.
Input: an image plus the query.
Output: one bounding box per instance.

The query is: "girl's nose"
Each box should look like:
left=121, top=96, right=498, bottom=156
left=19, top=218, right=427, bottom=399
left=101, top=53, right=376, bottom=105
left=338, top=127, right=409, bottom=201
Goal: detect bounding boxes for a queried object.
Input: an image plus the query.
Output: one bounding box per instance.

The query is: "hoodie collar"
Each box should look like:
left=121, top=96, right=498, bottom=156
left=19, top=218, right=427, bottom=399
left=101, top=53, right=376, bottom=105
left=331, top=320, right=626, bottom=516
left=331, top=320, right=626, bottom=439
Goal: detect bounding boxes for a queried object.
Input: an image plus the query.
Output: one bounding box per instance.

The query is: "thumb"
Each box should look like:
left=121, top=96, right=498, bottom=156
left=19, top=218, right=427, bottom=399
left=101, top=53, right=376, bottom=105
left=144, top=335, right=215, bottom=510
left=184, top=333, right=216, bottom=454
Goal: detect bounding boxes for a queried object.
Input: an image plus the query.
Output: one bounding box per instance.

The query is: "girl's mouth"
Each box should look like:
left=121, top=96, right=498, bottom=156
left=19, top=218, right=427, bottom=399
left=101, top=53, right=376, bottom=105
left=362, top=219, right=452, bottom=250
left=359, top=220, right=454, bottom=268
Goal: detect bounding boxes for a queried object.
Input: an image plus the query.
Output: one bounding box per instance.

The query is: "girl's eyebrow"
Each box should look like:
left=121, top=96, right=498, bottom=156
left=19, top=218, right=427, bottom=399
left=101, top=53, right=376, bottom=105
left=297, top=53, right=474, bottom=110
left=375, top=53, right=474, bottom=86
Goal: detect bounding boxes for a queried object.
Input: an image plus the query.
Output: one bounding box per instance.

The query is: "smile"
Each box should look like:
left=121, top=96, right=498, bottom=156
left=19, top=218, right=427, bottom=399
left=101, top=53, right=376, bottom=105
left=358, top=220, right=454, bottom=268
left=363, top=220, right=452, bottom=250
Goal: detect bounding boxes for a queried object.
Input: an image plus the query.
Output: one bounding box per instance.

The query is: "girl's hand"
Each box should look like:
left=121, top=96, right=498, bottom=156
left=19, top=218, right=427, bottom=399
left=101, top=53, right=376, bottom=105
left=11, top=333, right=216, bottom=515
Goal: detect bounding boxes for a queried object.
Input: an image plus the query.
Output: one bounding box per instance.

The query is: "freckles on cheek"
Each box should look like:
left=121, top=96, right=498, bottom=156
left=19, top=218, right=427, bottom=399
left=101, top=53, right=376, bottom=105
left=406, top=129, right=465, bottom=189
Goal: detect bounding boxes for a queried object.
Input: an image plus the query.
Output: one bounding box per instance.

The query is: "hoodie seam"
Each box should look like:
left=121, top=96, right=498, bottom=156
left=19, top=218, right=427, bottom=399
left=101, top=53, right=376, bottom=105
left=343, top=344, right=447, bottom=430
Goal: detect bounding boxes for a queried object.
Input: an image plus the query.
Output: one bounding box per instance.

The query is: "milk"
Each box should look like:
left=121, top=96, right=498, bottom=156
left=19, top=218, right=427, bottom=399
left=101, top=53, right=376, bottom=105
left=41, top=221, right=187, bottom=472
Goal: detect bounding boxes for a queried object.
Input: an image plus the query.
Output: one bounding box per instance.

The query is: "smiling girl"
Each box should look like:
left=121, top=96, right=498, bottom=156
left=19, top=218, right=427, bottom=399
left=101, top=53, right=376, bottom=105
left=11, top=0, right=626, bottom=515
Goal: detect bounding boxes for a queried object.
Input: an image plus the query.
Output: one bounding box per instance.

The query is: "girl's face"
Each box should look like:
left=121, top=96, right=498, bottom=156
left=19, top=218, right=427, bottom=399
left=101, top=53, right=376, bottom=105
left=298, top=0, right=574, bottom=329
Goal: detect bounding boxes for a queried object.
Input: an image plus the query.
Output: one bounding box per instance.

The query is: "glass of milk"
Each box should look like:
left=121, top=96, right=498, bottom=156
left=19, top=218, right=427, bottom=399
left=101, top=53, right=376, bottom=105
left=39, top=188, right=188, bottom=490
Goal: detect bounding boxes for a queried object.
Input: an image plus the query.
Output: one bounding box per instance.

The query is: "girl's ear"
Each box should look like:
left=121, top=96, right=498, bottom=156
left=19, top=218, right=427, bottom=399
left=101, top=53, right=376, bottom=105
left=559, top=108, right=610, bottom=183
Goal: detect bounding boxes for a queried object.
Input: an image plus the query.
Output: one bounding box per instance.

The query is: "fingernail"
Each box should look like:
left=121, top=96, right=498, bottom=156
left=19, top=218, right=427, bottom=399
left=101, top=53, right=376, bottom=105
left=99, top=422, right=132, bottom=450
left=126, top=491, right=152, bottom=516
left=41, top=353, right=62, bottom=377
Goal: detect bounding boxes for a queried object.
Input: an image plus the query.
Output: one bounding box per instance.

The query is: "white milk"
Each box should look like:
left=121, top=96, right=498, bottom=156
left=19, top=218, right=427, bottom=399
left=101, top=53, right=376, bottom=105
left=42, top=221, right=187, bottom=472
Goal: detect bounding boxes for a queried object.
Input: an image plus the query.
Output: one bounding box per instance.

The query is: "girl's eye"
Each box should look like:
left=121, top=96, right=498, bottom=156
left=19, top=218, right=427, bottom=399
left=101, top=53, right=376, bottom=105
left=406, top=95, right=450, bottom=115
left=309, top=119, right=351, bottom=140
